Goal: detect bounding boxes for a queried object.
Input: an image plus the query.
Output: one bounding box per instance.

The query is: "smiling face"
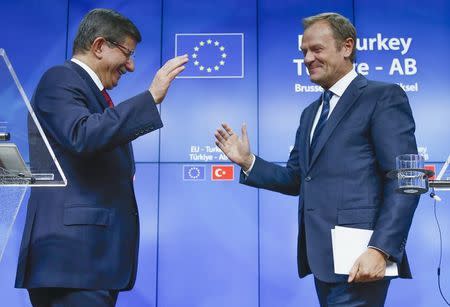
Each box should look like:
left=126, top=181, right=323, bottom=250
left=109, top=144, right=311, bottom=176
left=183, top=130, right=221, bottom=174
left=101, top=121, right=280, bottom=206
left=96, top=36, right=136, bottom=90
left=301, top=21, right=353, bottom=89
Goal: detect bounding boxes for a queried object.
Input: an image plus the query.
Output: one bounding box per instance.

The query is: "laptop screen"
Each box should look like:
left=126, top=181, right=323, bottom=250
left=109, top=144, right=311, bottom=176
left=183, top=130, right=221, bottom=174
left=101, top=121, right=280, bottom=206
left=0, top=143, right=32, bottom=180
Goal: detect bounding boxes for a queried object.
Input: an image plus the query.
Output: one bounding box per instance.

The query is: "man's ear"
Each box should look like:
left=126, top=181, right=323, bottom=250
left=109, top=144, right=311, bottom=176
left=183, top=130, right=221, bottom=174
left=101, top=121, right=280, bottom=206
left=91, top=37, right=107, bottom=59
left=342, top=37, right=354, bottom=59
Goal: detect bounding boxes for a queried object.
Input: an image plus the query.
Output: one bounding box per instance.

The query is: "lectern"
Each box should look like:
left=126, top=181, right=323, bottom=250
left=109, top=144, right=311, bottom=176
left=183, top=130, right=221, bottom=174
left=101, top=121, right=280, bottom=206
left=0, top=49, right=66, bottom=261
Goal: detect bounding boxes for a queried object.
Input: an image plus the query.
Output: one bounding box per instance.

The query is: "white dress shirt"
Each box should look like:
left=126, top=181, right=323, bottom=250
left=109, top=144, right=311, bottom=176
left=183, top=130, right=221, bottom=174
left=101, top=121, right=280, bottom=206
left=309, top=69, right=358, bottom=143
left=71, top=58, right=104, bottom=91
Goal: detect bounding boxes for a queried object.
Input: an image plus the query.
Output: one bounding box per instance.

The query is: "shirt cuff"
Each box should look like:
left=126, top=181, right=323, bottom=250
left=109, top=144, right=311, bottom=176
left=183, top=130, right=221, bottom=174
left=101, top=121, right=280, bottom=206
left=242, top=154, right=256, bottom=177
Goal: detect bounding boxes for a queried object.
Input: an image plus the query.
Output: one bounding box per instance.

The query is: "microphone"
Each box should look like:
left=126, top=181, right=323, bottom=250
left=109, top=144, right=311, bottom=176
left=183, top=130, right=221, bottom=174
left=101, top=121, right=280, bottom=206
left=0, top=132, right=10, bottom=141
left=430, top=192, right=442, bottom=202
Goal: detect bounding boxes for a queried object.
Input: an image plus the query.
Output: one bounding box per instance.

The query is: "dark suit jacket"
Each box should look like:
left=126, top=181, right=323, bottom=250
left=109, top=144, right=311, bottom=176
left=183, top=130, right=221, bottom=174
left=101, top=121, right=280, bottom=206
left=15, top=61, right=163, bottom=290
left=241, top=75, right=419, bottom=283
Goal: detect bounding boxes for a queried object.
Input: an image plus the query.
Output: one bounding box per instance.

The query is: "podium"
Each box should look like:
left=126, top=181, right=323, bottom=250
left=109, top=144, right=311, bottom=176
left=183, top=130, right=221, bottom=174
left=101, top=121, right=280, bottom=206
left=0, top=49, right=66, bottom=261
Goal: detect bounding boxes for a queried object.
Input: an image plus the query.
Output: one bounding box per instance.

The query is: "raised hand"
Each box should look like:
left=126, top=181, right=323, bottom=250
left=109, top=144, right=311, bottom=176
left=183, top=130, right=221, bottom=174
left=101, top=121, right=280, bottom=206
left=149, top=54, right=189, bottom=104
left=215, top=123, right=253, bottom=170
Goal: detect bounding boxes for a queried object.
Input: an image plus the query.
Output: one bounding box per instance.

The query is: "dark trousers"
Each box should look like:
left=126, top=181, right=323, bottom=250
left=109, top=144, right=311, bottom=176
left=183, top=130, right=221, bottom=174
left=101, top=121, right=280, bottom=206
left=28, top=288, right=119, bottom=307
left=314, top=277, right=390, bottom=307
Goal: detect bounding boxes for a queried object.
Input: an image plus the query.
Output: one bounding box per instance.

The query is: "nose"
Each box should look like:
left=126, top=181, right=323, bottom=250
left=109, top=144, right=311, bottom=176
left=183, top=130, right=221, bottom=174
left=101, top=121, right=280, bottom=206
left=303, top=50, right=314, bottom=65
left=126, top=57, right=135, bottom=72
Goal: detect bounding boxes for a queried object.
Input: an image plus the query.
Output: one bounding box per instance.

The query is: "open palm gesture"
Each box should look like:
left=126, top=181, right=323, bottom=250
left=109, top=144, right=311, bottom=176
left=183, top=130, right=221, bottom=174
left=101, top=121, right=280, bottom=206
left=215, top=123, right=253, bottom=170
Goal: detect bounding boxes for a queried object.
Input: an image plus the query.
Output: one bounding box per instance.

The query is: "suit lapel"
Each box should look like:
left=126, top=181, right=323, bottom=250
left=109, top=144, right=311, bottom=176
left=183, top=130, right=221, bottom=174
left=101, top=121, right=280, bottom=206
left=309, top=75, right=368, bottom=169
left=66, top=61, right=110, bottom=110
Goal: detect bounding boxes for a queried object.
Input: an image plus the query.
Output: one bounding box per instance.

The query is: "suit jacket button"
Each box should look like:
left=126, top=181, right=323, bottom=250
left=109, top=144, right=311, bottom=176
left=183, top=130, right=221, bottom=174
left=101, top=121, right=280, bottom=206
left=305, top=176, right=311, bottom=182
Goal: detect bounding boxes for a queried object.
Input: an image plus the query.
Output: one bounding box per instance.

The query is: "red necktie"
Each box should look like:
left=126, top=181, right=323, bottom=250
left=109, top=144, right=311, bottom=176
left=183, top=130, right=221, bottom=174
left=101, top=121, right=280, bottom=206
left=101, top=89, right=114, bottom=108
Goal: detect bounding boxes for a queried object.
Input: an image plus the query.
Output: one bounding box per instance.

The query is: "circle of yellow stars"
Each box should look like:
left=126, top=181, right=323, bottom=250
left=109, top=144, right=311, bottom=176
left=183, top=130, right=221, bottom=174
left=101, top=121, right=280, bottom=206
left=191, top=38, right=227, bottom=73
left=188, top=166, right=201, bottom=179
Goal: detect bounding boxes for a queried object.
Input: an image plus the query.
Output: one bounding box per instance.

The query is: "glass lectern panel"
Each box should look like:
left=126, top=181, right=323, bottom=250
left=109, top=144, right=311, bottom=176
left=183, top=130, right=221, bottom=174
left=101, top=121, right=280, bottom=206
left=0, top=49, right=66, bottom=186
left=0, top=48, right=66, bottom=261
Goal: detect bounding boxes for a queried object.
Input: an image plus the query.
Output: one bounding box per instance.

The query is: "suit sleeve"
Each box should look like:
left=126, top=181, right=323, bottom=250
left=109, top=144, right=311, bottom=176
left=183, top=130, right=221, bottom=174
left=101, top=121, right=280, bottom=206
left=368, top=84, right=420, bottom=263
left=239, top=125, right=302, bottom=196
left=33, top=66, right=163, bottom=155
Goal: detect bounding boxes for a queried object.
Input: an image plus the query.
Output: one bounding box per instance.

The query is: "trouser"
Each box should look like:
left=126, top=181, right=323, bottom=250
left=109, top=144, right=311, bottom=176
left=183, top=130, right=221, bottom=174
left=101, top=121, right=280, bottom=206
left=28, top=287, right=119, bottom=307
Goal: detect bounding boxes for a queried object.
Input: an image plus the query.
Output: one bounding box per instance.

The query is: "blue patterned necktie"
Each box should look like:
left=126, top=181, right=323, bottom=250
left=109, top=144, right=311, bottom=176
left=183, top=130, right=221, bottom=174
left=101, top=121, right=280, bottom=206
left=310, top=90, right=333, bottom=154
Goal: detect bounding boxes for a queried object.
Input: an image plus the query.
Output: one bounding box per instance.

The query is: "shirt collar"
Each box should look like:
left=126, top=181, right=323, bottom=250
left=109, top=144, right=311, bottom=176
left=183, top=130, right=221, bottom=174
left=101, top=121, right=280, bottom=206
left=71, top=58, right=104, bottom=91
left=327, top=69, right=358, bottom=97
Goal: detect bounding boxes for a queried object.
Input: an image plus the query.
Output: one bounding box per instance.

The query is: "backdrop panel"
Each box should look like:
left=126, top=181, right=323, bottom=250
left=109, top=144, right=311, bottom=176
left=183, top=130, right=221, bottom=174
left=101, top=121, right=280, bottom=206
left=160, top=0, right=258, bottom=163
left=158, top=163, right=259, bottom=307
left=354, top=0, right=450, bottom=162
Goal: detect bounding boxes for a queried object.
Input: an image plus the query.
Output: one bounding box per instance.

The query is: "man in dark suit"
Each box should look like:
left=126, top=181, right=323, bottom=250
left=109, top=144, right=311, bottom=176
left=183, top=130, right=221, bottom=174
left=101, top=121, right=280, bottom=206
left=215, top=12, right=419, bottom=306
left=15, top=8, right=188, bottom=306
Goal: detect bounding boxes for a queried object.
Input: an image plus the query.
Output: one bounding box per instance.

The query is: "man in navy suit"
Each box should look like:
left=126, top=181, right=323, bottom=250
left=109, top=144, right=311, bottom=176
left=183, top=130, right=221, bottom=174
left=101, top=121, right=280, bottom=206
left=15, top=8, right=187, bottom=306
left=215, top=13, right=419, bottom=306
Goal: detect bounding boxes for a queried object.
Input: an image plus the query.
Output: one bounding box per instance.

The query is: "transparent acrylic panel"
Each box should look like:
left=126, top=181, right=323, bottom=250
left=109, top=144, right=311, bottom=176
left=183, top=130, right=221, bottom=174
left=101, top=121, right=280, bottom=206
left=0, top=187, right=26, bottom=261
left=0, top=48, right=66, bottom=262
left=0, top=48, right=66, bottom=186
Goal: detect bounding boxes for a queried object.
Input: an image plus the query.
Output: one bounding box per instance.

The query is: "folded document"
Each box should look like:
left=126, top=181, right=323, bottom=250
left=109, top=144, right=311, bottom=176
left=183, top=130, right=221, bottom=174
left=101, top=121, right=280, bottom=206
left=331, top=226, right=398, bottom=276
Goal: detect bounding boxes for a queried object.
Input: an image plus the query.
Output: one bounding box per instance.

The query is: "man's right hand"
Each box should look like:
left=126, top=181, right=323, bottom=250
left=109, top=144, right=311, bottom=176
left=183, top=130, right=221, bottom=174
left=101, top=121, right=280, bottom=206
left=215, top=123, right=253, bottom=171
left=149, top=54, right=189, bottom=104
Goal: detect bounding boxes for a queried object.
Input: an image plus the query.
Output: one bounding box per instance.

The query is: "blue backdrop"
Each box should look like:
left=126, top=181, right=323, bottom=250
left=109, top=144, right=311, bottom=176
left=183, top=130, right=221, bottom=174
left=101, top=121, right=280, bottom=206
left=1, top=0, right=450, bottom=306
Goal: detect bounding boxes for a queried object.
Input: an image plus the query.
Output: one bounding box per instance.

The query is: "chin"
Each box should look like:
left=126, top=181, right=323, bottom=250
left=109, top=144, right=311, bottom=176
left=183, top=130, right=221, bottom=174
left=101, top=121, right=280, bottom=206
left=309, top=76, right=322, bottom=85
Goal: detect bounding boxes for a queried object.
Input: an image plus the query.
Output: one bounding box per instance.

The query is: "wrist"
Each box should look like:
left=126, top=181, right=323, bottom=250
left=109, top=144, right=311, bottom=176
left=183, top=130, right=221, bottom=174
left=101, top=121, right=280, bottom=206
left=241, top=154, right=254, bottom=171
left=149, top=88, right=161, bottom=104
left=368, top=246, right=389, bottom=261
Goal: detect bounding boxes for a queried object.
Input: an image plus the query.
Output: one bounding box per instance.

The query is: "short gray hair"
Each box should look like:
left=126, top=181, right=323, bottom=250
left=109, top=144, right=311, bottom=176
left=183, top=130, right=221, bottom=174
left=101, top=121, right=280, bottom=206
left=302, top=12, right=356, bottom=62
left=73, top=8, right=142, bottom=55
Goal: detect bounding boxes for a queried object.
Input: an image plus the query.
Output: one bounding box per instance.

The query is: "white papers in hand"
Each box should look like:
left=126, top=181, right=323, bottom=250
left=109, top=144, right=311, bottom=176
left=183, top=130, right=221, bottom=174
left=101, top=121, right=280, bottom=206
left=331, top=226, right=398, bottom=276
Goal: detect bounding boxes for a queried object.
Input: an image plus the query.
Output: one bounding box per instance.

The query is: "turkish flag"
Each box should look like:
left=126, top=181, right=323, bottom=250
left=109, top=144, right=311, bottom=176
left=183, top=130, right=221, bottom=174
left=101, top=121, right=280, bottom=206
left=424, top=164, right=436, bottom=180
left=211, top=165, right=234, bottom=180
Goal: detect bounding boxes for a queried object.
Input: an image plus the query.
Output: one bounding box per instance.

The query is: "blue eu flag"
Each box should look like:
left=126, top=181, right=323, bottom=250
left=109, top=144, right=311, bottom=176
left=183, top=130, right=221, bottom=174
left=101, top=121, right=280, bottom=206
left=175, top=33, right=244, bottom=78
left=183, top=165, right=206, bottom=181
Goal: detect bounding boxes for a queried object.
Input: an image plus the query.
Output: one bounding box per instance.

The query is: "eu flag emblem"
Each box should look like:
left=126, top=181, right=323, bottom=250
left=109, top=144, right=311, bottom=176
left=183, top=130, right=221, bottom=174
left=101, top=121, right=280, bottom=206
left=175, top=33, right=244, bottom=78
left=183, top=165, right=206, bottom=181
